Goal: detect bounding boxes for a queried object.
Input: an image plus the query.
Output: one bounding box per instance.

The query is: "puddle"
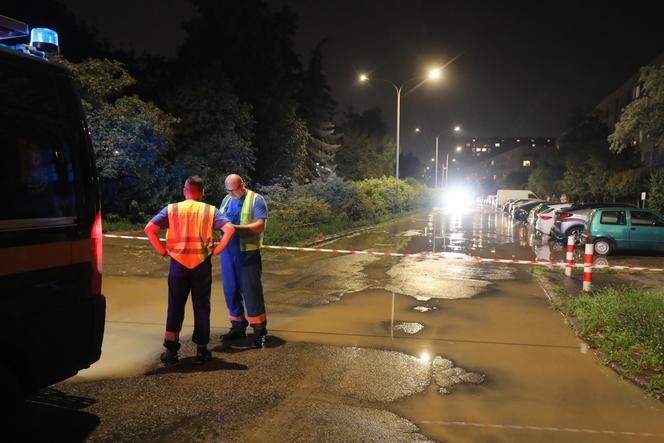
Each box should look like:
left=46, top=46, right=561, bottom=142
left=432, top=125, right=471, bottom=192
left=413, top=306, right=437, bottom=312
left=384, top=321, right=425, bottom=335
left=432, top=356, right=485, bottom=394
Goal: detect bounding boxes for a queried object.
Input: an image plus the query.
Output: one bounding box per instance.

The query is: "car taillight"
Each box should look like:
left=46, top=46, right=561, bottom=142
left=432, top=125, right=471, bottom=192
left=558, top=212, right=572, bottom=219
left=541, top=215, right=552, bottom=220
left=91, top=210, right=103, bottom=295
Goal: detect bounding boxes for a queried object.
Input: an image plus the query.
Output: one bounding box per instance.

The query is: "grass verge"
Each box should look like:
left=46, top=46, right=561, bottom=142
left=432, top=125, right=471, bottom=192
left=560, top=286, right=664, bottom=397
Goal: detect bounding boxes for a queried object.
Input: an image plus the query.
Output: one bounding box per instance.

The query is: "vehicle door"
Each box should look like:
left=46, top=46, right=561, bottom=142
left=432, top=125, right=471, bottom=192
left=628, top=210, right=664, bottom=251
left=594, top=210, right=628, bottom=248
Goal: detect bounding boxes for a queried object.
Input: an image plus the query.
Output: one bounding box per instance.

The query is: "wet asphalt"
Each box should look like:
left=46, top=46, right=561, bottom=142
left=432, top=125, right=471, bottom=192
left=16, top=208, right=664, bottom=442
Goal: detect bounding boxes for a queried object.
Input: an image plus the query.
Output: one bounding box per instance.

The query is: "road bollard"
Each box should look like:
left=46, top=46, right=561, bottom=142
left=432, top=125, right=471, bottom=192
left=564, top=235, right=575, bottom=277
left=583, top=242, right=593, bottom=292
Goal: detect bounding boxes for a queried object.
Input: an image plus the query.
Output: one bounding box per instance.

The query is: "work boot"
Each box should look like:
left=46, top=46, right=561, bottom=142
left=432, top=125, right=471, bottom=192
left=220, top=320, right=247, bottom=342
left=195, top=345, right=212, bottom=364
left=251, top=324, right=268, bottom=348
left=160, top=340, right=180, bottom=366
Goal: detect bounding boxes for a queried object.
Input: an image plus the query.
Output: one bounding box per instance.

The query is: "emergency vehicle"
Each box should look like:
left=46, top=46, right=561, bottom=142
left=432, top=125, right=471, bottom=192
left=0, top=15, right=105, bottom=402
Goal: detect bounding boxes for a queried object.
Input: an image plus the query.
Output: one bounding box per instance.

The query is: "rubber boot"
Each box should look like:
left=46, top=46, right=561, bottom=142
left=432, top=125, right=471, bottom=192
left=160, top=340, right=180, bottom=366
left=221, top=320, right=248, bottom=342
left=195, top=345, right=212, bottom=364
left=251, top=324, right=268, bottom=348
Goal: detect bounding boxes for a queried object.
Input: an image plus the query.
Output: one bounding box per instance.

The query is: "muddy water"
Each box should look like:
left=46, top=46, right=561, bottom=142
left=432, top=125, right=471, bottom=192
left=86, top=209, right=664, bottom=441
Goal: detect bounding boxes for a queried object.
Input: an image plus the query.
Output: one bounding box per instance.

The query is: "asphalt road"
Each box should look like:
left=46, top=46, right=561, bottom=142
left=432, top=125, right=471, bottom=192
left=18, top=208, right=664, bottom=442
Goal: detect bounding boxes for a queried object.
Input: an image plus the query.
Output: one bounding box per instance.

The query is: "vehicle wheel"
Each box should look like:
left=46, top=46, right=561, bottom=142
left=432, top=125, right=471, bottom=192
left=567, top=226, right=584, bottom=244
left=594, top=239, right=612, bottom=255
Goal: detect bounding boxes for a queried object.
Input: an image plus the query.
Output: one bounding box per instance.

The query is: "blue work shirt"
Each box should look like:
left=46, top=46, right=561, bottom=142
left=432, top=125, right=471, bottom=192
left=150, top=203, right=230, bottom=230
left=219, top=192, right=269, bottom=253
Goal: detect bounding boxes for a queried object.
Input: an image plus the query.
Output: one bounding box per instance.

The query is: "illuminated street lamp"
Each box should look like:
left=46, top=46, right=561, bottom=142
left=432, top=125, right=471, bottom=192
left=358, top=68, right=442, bottom=181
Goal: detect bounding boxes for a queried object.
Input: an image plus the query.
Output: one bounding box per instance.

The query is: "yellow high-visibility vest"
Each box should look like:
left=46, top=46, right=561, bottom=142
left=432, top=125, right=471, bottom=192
left=220, top=189, right=263, bottom=252
left=166, top=200, right=215, bottom=268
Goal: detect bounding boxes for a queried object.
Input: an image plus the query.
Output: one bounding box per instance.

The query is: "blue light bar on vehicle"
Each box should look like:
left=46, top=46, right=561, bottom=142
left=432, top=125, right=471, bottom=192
left=30, top=27, right=59, bottom=53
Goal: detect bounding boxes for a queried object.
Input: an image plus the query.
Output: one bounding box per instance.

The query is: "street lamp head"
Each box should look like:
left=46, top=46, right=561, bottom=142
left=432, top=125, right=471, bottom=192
left=359, top=74, right=369, bottom=82
left=415, top=127, right=421, bottom=133
left=454, top=125, right=461, bottom=132
left=428, top=68, right=442, bottom=80
left=456, top=146, right=462, bottom=152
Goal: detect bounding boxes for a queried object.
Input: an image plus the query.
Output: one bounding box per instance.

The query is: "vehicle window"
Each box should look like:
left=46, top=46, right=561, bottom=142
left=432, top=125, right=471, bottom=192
left=0, top=59, right=77, bottom=221
left=527, top=193, right=536, bottom=198
left=631, top=211, right=662, bottom=226
left=600, top=211, right=626, bottom=225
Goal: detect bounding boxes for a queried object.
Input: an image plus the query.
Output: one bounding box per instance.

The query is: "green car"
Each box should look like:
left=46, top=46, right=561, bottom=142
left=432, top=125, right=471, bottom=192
left=585, top=207, right=664, bottom=255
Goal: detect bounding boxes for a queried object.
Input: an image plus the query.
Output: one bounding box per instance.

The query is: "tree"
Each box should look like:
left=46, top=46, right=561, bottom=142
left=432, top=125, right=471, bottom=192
left=169, top=77, right=255, bottom=204
left=559, top=160, right=589, bottom=201
left=500, top=171, right=528, bottom=189
left=399, top=153, right=425, bottom=181
left=648, top=169, right=664, bottom=215
left=609, top=65, right=664, bottom=153
left=607, top=169, right=642, bottom=203
left=178, top=0, right=305, bottom=183
left=336, top=108, right=395, bottom=180
left=527, top=167, right=560, bottom=198
left=62, top=59, right=178, bottom=215
left=299, top=40, right=340, bottom=180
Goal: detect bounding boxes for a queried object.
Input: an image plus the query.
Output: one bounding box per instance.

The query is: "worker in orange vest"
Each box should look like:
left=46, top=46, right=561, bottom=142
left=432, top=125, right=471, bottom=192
left=145, top=176, right=235, bottom=365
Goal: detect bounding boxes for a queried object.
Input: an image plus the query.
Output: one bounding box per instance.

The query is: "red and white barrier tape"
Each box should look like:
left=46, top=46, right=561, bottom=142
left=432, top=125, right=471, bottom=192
left=102, top=234, right=664, bottom=272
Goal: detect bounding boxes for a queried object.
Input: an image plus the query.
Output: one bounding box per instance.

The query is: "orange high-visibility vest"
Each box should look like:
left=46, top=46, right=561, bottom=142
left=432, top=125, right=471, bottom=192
left=166, top=200, right=215, bottom=269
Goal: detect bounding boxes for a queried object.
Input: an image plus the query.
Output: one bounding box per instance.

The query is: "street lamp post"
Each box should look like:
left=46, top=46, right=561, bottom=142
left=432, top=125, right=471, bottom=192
left=359, top=69, right=441, bottom=181
left=442, top=125, right=462, bottom=187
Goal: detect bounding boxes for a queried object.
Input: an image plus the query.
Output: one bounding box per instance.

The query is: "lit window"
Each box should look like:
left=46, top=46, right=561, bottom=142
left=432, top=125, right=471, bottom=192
left=516, top=139, right=521, bottom=142
left=523, top=160, right=531, bottom=167
left=493, top=174, right=497, bottom=180
left=481, top=148, right=487, bottom=152
left=495, top=143, right=500, bottom=147
left=532, top=143, right=536, bottom=147
left=490, top=160, right=495, bottom=165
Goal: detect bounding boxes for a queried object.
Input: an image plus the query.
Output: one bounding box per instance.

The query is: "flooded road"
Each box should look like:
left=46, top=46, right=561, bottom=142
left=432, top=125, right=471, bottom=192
left=51, top=209, right=664, bottom=442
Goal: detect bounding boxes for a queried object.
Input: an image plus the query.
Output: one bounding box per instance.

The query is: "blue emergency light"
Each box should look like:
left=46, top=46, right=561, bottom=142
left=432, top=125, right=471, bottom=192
left=30, top=27, right=59, bottom=53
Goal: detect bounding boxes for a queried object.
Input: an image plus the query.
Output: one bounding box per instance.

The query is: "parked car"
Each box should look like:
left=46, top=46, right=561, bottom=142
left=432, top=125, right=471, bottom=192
left=584, top=207, right=664, bottom=255
left=551, top=202, right=636, bottom=241
left=514, top=200, right=546, bottom=223
left=527, top=202, right=560, bottom=225
left=502, top=199, right=516, bottom=212
left=508, top=198, right=538, bottom=216
left=535, top=203, right=570, bottom=235
left=496, top=189, right=538, bottom=207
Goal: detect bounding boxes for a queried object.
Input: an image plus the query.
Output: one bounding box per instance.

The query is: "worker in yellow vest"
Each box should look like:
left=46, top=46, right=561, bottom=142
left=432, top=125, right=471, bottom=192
left=219, top=174, right=269, bottom=348
left=145, top=176, right=235, bottom=365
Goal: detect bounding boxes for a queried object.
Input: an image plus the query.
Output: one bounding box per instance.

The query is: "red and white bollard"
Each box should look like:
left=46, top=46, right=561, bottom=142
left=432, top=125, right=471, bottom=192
left=583, top=242, right=594, bottom=292
left=564, top=235, right=575, bottom=277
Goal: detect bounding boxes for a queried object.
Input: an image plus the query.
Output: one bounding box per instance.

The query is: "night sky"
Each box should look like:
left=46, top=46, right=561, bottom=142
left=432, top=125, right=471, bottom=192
left=61, top=0, right=663, bottom=158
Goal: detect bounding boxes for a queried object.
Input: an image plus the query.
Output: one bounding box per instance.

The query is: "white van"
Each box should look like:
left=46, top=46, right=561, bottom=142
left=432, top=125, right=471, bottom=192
left=496, top=189, right=538, bottom=207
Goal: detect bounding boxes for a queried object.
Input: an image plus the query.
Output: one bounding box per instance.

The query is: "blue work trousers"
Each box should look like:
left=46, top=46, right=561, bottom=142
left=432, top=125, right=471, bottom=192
left=166, top=256, right=212, bottom=345
left=220, top=249, right=266, bottom=326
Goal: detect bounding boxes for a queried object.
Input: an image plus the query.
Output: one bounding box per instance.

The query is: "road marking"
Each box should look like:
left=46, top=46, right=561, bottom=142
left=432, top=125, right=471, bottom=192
left=416, top=421, right=663, bottom=438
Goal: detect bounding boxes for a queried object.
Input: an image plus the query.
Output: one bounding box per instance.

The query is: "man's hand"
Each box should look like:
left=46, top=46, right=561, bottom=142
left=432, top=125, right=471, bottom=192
left=145, top=222, right=167, bottom=256
left=232, top=218, right=266, bottom=234
left=213, top=223, right=236, bottom=255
